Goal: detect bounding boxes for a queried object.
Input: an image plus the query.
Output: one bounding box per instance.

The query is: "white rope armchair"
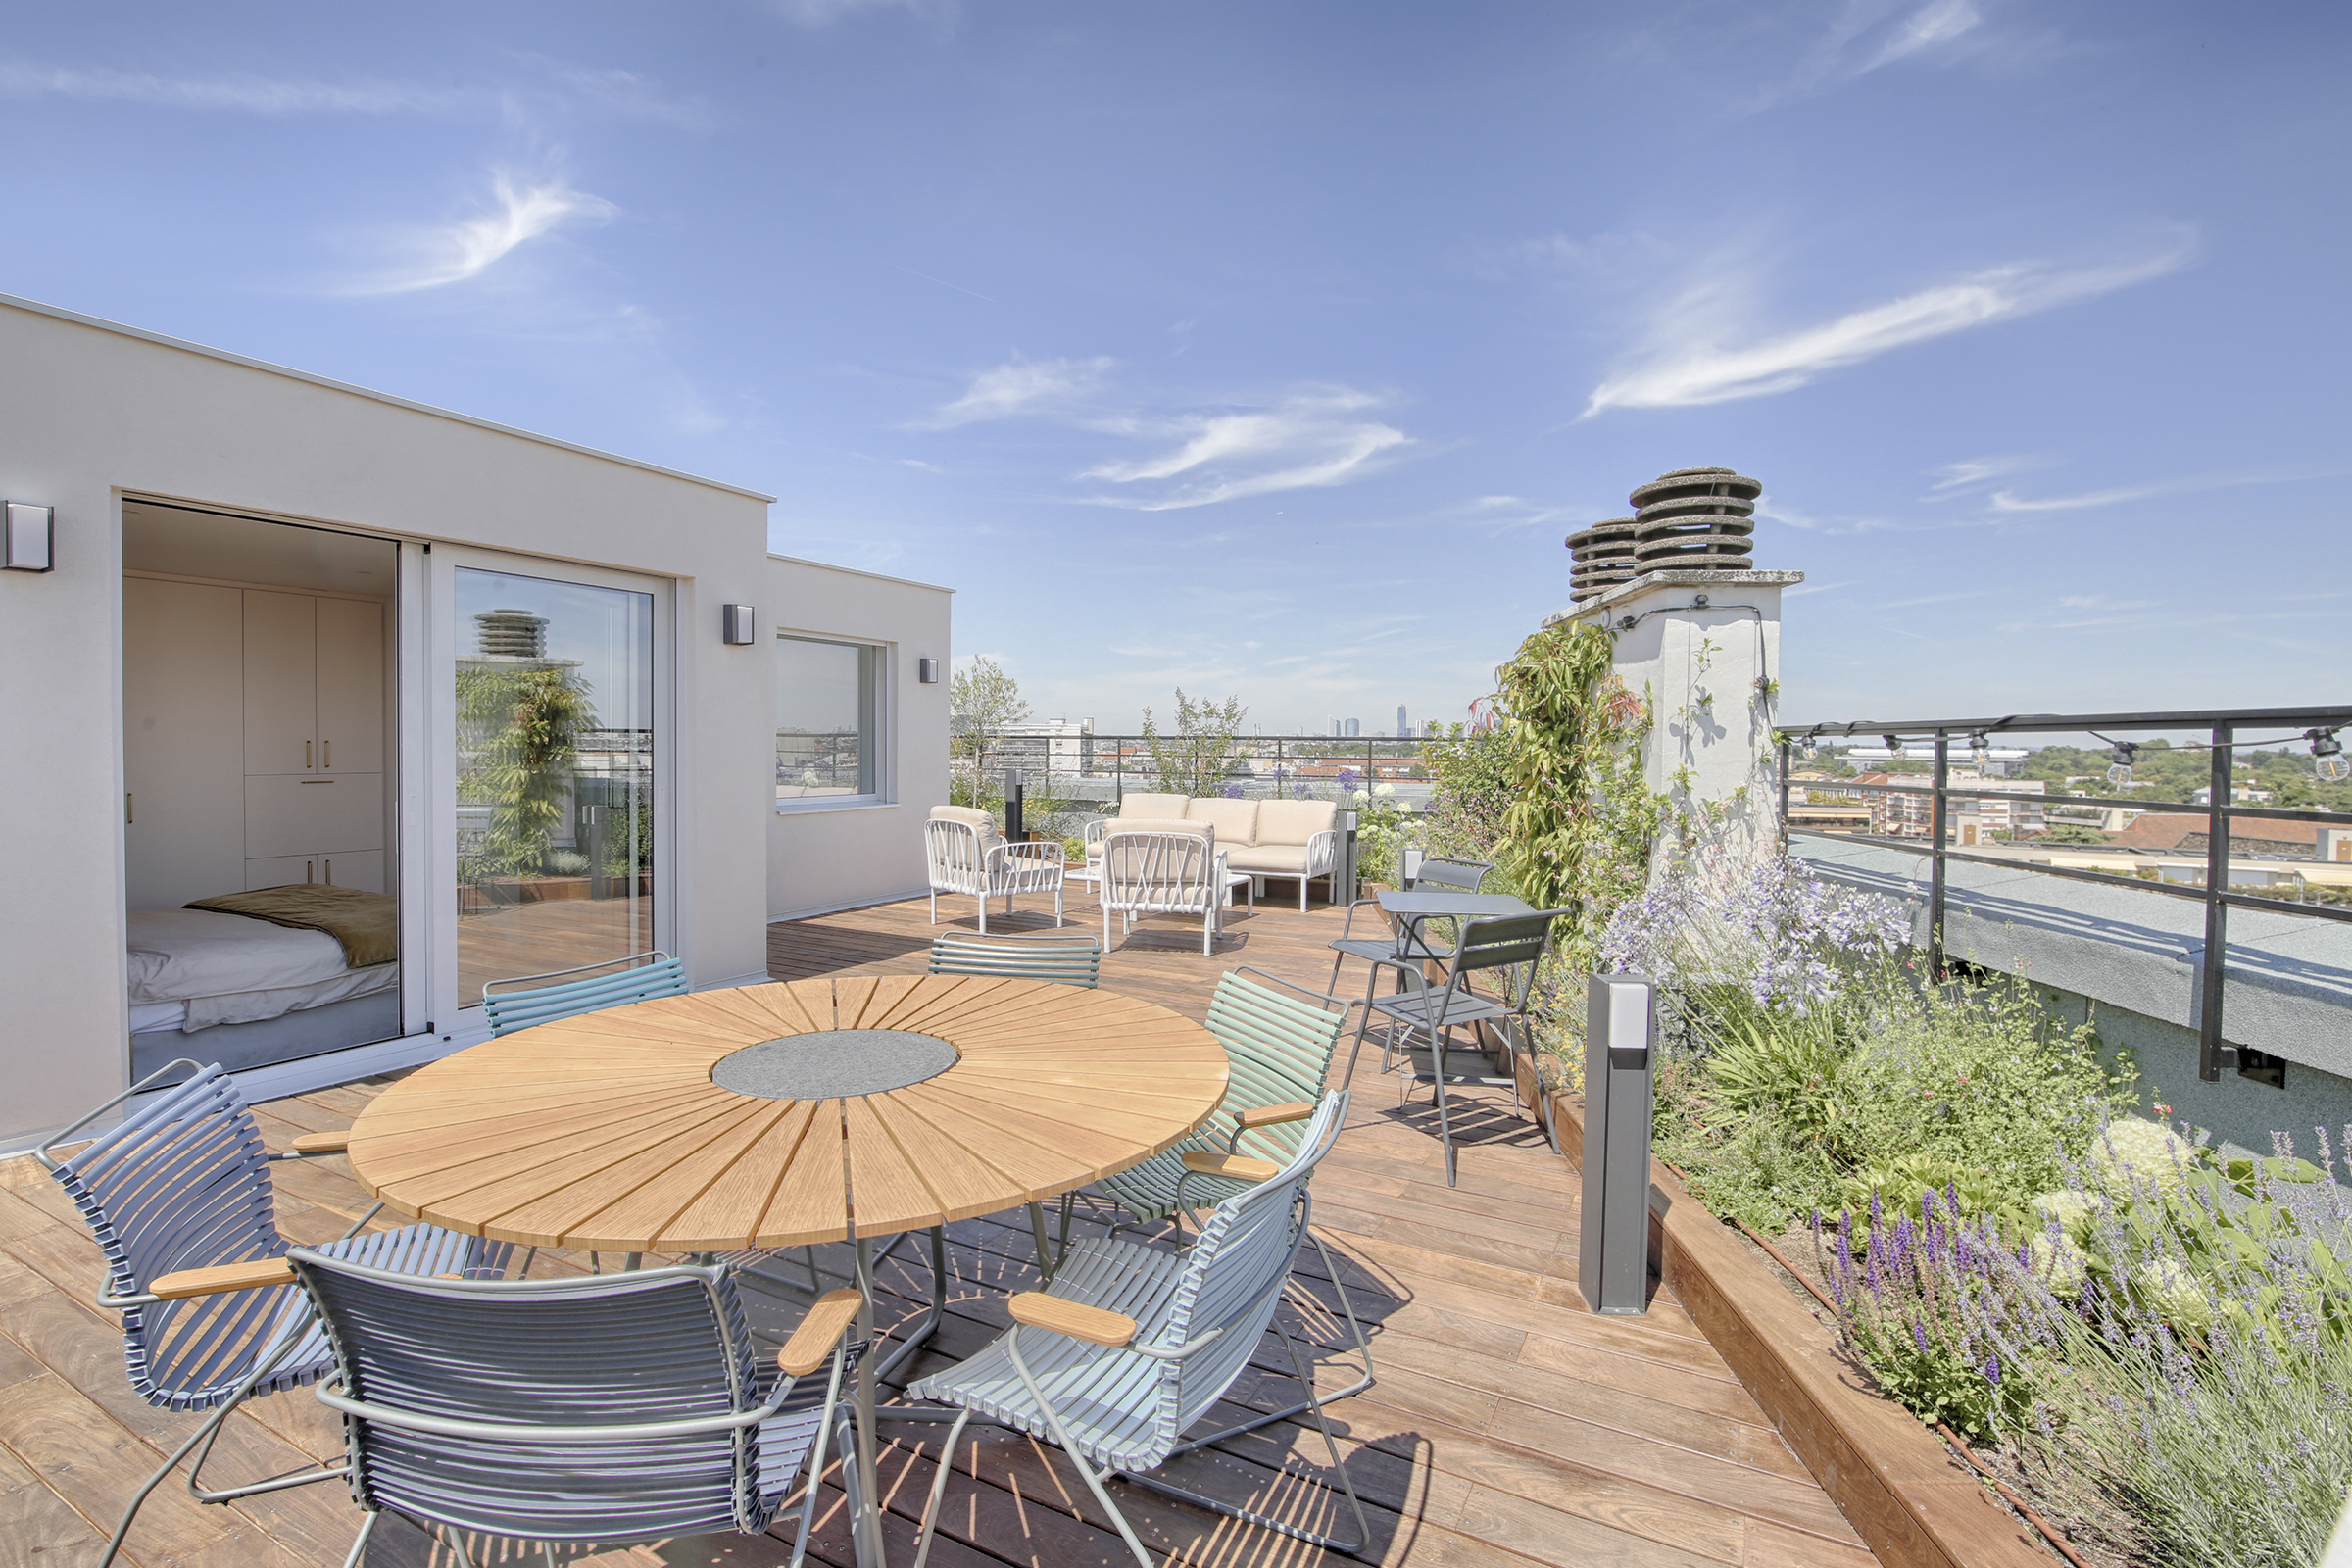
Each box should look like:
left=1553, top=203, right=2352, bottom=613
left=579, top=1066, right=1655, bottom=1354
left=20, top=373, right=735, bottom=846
left=925, top=807, right=1065, bottom=934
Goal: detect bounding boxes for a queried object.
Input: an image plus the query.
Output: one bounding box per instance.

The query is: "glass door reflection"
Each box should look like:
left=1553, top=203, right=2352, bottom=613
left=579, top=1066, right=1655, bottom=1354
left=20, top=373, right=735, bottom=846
left=454, top=568, right=655, bottom=1006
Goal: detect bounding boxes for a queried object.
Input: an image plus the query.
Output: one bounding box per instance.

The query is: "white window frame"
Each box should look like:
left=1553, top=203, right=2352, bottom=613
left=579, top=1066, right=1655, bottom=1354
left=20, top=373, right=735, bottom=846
left=773, top=631, right=892, bottom=813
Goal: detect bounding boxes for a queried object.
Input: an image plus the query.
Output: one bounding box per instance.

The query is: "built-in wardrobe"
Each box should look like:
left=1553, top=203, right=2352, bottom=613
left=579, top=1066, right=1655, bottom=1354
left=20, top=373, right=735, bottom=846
left=124, top=579, right=392, bottom=908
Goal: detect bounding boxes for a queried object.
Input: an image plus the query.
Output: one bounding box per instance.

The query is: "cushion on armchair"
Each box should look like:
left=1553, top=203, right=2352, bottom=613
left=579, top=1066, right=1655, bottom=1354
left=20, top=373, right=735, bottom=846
left=1254, top=799, right=1337, bottom=846
left=1224, top=844, right=1312, bottom=874
left=1103, top=817, right=1212, bottom=841
left=1182, top=797, right=1259, bottom=847
left=1116, top=792, right=1191, bottom=818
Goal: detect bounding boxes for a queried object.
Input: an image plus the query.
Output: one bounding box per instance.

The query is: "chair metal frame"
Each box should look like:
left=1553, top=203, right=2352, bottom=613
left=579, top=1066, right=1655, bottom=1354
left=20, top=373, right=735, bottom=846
left=36, top=1058, right=514, bottom=1566
left=284, top=1251, right=861, bottom=1567
left=480, top=949, right=685, bottom=1036
left=887, top=1092, right=1373, bottom=1567
left=924, top=817, right=1065, bottom=934
left=1367, top=907, right=1566, bottom=1185
left=1326, top=858, right=1494, bottom=1078
left=1098, top=825, right=1226, bottom=956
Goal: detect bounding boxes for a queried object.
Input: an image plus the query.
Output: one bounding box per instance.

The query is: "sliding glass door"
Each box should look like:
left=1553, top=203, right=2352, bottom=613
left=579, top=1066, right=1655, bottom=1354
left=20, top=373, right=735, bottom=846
left=447, top=563, right=661, bottom=1007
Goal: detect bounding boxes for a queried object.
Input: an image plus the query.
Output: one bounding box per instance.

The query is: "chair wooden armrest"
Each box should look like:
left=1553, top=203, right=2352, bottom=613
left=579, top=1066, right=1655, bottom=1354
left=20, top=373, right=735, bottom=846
left=1236, top=1102, right=1315, bottom=1131
left=1008, top=1291, right=1137, bottom=1348
left=778, top=1288, right=864, bottom=1378
left=1182, top=1150, right=1281, bottom=1183
left=288, top=1130, right=350, bottom=1155
left=148, top=1257, right=297, bottom=1299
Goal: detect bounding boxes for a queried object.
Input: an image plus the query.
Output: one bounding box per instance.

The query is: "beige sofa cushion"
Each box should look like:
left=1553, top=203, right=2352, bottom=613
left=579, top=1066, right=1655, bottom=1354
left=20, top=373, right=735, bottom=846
left=1117, top=793, right=1192, bottom=818
left=1103, top=817, right=1211, bottom=841
left=1182, top=797, right=1259, bottom=847
left=1254, top=799, right=1337, bottom=846
left=930, top=805, right=997, bottom=830
left=1224, top=844, right=1311, bottom=874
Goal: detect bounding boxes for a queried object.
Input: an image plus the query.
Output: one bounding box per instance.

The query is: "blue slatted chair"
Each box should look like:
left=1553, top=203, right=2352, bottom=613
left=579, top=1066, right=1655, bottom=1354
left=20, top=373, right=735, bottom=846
left=35, top=1060, right=513, bottom=1565
left=927, top=930, right=1102, bottom=988
left=481, top=950, right=686, bottom=1036
left=1089, top=966, right=1349, bottom=1234
left=287, top=1253, right=863, bottom=1566
left=892, top=1091, right=1371, bottom=1567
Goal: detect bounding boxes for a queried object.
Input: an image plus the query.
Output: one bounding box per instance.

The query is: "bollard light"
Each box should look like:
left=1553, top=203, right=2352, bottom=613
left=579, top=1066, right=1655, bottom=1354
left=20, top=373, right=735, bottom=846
left=1580, top=974, right=1657, bottom=1315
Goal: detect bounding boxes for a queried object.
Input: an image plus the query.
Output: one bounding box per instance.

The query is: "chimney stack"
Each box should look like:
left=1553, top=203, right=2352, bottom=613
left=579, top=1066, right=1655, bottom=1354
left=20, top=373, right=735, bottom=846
left=1567, top=466, right=1761, bottom=603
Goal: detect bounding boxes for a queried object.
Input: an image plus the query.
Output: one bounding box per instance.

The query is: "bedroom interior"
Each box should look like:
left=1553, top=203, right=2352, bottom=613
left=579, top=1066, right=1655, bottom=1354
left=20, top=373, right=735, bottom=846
left=122, top=502, right=400, bottom=1078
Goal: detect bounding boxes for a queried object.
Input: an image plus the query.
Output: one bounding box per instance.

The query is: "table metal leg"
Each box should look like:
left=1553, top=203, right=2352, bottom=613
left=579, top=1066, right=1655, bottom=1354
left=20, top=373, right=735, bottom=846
left=875, top=1226, right=948, bottom=1384
left=852, top=1236, right=886, bottom=1566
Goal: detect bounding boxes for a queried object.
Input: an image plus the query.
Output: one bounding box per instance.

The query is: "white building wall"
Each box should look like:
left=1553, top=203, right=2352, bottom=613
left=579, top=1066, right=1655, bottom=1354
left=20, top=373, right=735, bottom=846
left=0, top=294, right=940, bottom=1144
left=1560, top=570, right=1804, bottom=879
left=766, top=555, right=953, bottom=921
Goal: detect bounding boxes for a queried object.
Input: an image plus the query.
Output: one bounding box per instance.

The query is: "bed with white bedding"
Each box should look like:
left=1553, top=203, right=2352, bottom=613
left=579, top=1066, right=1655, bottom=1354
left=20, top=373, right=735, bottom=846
left=127, top=906, right=397, bottom=1035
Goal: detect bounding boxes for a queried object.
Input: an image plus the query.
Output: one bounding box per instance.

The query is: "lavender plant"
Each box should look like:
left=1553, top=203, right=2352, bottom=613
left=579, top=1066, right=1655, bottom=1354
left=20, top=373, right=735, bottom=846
left=2011, top=1128, right=2352, bottom=1568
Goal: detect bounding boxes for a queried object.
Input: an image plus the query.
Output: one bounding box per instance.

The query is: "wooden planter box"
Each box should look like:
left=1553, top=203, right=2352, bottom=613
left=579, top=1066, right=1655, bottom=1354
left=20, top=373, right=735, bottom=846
left=1502, top=1045, right=2051, bottom=1568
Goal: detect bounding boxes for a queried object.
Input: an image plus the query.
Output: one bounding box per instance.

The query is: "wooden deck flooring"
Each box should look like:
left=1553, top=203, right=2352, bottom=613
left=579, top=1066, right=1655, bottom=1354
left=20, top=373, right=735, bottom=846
left=0, top=892, right=1876, bottom=1567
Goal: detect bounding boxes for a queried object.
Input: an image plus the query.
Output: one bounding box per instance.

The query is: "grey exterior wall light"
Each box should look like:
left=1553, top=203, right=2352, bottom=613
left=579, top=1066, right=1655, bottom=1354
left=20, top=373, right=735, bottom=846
left=917, top=658, right=939, bottom=683
left=721, top=604, right=755, bottom=645
left=2, top=502, right=54, bottom=572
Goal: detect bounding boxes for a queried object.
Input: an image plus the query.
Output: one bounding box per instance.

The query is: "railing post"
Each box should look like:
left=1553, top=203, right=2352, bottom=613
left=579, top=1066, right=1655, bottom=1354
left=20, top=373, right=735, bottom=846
left=1928, top=733, right=1949, bottom=977
left=1777, top=737, right=1791, bottom=853
left=2200, top=724, right=2233, bottom=1081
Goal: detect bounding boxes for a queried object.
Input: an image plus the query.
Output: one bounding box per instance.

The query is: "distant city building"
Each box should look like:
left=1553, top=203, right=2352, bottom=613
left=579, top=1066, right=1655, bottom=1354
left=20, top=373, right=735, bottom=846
left=1397, top=704, right=1408, bottom=737
left=1343, top=717, right=1361, bottom=738
left=995, top=717, right=1096, bottom=774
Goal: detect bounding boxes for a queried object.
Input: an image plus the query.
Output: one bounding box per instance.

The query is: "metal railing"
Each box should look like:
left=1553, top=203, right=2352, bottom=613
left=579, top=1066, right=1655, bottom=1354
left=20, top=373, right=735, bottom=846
left=1776, top=705, right=2352, bottom=1084
left=957, top=732, right=1437, bottom=808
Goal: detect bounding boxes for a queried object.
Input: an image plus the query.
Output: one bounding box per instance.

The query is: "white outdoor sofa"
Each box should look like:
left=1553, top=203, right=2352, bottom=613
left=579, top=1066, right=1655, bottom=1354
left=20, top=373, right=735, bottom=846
left=1086, top=793, right=1339, bottom=911
left=925, top=805, right=1065, bottom=933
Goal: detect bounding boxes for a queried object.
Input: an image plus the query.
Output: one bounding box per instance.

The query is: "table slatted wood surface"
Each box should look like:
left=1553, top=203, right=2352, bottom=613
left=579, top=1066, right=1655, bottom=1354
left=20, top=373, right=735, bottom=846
left=345, top=974, right=1229, bottom=1253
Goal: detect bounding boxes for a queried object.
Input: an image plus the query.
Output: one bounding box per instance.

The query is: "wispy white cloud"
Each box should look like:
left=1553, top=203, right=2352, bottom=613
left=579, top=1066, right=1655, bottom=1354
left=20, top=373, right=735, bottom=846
left=921, top=356, right=1116, bottom=428
left=1987, top=464, right=2340, bottom=513
left=1783, top=580, right=1853, bottom=598
left=1081, top=389, right=1410, bottom=511
left=1586, top=238, right=2192, bottom=415
left=1759, top=0, right=2007, bottom=108
left=350, top=172, right=617, bottom=294
left=774, top=0, right=947, bottom=26
left=0, top=55, right=709, bottom=127
left=1925, top=454, right=2046, bottom=494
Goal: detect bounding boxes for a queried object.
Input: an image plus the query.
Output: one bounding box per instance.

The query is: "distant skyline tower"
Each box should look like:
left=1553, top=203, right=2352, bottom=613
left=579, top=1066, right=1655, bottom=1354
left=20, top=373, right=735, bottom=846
left=1397, top=704, right=1408, bottom=738
left=1344, top=717, right=1361, bottom=738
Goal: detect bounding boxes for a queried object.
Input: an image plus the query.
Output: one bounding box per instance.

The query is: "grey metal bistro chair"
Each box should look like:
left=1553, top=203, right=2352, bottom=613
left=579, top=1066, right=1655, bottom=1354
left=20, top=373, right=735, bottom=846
left=892, top=1091, right=1371, bottom=1567
left=927, top=930, right=1102, bottom=988
left=34, top=1060, right=514, bottom=1564
left=1327, top=857, right=1494, bottom=1075
left=285, top=1252, right=864, bottom=1566
left=1368, top=907, right=1566, bottom=1186
left=481, top=949, right=686, bottom=1036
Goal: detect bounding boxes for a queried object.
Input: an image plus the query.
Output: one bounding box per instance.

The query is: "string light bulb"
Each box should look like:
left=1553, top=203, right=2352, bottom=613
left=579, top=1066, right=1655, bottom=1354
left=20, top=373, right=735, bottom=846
left=1970, top=731, right=1990, bottom=767
left=2315, top=730, right=2350, bottom=784
left=2107, top=741, right=2137, bottom=790
left=1801, top=733, right=1820, bottom=761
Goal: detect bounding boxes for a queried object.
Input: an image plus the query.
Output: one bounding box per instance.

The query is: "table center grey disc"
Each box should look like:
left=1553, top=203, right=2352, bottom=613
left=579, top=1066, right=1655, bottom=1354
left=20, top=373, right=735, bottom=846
left=710, top=1030, right=960, bottom=1101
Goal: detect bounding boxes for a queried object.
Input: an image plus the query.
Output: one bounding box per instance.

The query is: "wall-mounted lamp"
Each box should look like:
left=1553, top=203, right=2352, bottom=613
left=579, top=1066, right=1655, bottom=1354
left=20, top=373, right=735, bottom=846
left=721, top=604, right=755, bottom=645
left=2, top=502, right=54, bottom=572
left=917, top=658, right=940, bottom=684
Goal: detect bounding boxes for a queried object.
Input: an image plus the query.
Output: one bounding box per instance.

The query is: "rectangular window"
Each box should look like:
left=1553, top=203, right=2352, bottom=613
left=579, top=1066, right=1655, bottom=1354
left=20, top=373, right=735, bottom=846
left=776, top=634, right=882, bottom=808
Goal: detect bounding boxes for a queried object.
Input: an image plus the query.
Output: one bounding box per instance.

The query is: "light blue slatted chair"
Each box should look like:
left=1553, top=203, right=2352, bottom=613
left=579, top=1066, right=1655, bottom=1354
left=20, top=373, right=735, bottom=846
left=1088, top=965, right=1349, bottom=1236
left=287, top=1252, right=863, bottom=1567
left=891, top=1091, right=1371, bottom=1566
left=927, top=930, right=1102, bottom=988
left=35, top=1060, right=513, bottom=1566
left=480, top=950, right=686, bottom=1036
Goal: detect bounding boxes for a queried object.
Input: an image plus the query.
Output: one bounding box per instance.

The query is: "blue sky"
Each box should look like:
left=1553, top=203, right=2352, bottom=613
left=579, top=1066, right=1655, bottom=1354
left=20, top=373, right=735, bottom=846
left=6, top=2, right=2346, bottom=735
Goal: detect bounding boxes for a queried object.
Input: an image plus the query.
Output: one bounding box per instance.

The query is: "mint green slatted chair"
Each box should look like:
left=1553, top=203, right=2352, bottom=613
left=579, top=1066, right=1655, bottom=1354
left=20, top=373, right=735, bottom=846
left=927, top=931, right=1101, bottom=988
left=1089, top=966, right=1349, bottom=1235
left=481, top=951, right=686, bottom=1037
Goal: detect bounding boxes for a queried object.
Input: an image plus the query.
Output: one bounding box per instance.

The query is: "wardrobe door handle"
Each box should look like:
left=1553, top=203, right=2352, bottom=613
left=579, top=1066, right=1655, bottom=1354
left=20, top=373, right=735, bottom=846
left=307, top=740, right=314, bottom=769
left=324, top=740, right=331, bottom=769
left=126, top=793, right=133, bottom=825
left=325, top=859, right=333, bottom=886
left=306, top=860, right=315, bottom=884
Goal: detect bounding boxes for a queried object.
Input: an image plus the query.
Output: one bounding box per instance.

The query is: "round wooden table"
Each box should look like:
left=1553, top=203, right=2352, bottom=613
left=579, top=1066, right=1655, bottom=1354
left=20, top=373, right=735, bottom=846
left=344, top=973, right=1228, bottom=1568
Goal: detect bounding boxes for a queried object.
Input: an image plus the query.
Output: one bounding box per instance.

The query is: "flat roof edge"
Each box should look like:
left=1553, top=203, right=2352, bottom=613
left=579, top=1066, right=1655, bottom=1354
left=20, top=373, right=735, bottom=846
left=0, top=291, right=776, bottom=504
left=767, top=552, right=954, bottom=593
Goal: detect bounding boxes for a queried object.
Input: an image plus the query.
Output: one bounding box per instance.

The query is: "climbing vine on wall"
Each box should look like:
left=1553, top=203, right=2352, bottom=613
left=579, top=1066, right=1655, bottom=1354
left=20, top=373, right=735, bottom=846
left=1492, top=620, right=1664, bottom=982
